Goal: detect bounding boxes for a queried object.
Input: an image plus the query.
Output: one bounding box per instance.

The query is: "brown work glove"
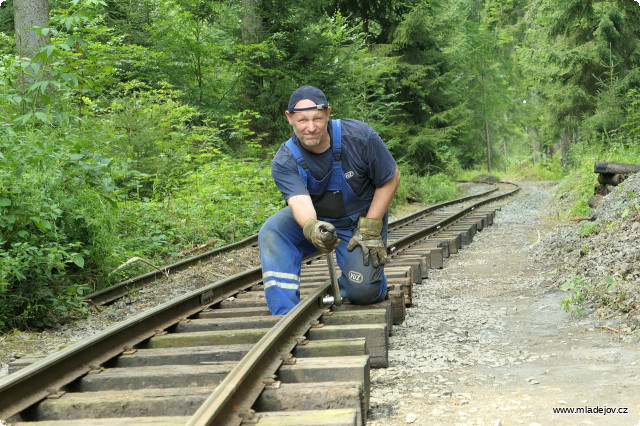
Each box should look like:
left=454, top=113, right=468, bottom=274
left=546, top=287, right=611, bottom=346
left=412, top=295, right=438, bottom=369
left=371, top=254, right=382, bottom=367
left=347, top=217, right=388, bottom=267
left=303, top=218, right=340, bottom=253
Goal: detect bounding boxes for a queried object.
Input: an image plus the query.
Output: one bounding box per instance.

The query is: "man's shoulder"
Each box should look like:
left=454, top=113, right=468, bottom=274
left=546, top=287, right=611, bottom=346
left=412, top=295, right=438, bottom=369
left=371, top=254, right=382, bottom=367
left=338, top=119, right=378, bottom=148
left=340, top=118, right=375, bottom=145
left=271, top=142, right=297, bottom=174
left=339, top=118, right=373, bottom=135
left=273, top=140, right=295, bottom=162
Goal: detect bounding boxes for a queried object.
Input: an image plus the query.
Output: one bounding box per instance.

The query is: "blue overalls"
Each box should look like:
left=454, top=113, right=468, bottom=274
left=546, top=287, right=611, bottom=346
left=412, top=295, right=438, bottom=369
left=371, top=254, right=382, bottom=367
left=259, top=120, right=388, bottom=315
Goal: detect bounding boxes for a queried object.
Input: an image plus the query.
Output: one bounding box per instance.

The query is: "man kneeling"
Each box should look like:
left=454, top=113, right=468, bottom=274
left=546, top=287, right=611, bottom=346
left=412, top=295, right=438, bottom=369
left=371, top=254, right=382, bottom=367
left=259, top=85, right=400, bottom=315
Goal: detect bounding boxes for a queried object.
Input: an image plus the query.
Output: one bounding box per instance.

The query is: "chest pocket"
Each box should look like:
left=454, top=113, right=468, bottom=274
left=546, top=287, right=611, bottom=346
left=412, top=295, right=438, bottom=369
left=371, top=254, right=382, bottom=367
left=311, top=190, right=347, bottom=219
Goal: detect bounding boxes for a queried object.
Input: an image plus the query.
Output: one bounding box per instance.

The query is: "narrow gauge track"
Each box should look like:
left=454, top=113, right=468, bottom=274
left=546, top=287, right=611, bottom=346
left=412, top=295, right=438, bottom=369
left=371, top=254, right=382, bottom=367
left=0, top=182, right=519, bottom=426
left=82, top=182, right=511, bottom=307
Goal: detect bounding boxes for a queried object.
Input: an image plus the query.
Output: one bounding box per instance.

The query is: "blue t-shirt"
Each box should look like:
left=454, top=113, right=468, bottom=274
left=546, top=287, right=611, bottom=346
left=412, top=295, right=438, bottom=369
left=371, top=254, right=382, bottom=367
left=271, top=119, right=397, bottom=202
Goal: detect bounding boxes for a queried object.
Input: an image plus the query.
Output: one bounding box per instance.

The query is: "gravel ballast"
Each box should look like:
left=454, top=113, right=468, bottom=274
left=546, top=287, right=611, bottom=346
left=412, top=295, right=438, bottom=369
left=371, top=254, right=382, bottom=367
left=368, top=180, right=640, bottom=425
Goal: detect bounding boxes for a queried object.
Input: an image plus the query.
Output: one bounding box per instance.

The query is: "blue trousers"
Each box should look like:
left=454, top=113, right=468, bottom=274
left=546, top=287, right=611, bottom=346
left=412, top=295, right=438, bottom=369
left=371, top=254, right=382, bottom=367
left=258, top=207, right=388, bottom=315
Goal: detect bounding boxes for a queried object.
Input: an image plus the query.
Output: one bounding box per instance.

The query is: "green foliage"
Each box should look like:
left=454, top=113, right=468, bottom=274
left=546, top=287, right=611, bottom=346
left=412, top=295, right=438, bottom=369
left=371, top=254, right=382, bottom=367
left=1, top=0, right=639, bottom=332
left=178, top=159, right=283, bottom=241
left=560, top=276, right=590, bottom=315
left=619, top=88, right=640, bottom=145
left=599, top=275, right=628, bottom=311
left=0, top=130, right=119, bottom=331
left=578, top=222, right=599, bottom=238
left=579, top=243, right=589, bottom=257
left=0, top=32, right=14, bottom=56
left=325, top=0, right=417, bottom=44
left=550, top=121, right=639, bottom=219
left=393, top=166, right=460, bottom=209
left=111, top=158, right=282, bottom=279
left=0, top=0, right=115, bottom=127
left=552, top=171, right=593, bottom=219
left=506, top=152, right=566, bottom=181
left=148, top=0, right=242, bottom=109
left=519, top=0, right=640, bottom=157
left=456, top=168, right=504, bottom=182
left=102, top=81, right=201, bottom=199
left=612, top=186, right=640, bottom=221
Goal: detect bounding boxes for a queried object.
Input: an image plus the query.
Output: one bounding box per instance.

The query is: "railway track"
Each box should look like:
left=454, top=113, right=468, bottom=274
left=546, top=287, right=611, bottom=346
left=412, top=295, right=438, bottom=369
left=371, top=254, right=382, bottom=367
left=0, top=182, right=519, bottom=425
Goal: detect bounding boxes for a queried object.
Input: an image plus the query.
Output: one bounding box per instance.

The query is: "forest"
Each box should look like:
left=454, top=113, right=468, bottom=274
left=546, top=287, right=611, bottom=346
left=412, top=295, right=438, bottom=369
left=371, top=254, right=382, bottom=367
left=0, top=0, right=639, bottom=331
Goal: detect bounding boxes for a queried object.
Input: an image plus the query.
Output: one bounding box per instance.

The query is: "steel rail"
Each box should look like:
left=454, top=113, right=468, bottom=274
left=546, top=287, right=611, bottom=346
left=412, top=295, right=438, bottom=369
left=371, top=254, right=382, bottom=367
left=390, top=182, right=519, bottom=250
left=389, top=183, right=498, bottom=229
left=187, top=282, right=331, bottom=426
left=0, top=181, right=518, bottom=422
left=83, top=234, right=260, bottom=305
left=186, top=183, right=520, bottom=425
left=84, top=183, right=500, bottom=306
left=0, top=267, right=263, bottom=421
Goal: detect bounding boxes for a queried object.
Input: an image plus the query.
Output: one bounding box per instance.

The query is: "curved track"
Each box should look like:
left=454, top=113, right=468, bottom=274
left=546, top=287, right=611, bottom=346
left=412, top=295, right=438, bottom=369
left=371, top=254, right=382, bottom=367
left=0, top=182, right=519, bottom=425
left=83, top=182, right=509, bottom=306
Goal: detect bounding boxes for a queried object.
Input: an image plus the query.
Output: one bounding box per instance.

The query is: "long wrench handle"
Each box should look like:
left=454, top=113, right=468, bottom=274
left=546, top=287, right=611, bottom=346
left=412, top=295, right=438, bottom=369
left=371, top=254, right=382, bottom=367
left=326, top=251, right=342, bottom=306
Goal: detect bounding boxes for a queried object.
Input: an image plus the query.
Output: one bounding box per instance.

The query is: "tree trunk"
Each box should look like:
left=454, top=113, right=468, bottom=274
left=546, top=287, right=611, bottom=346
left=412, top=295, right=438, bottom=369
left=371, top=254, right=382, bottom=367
left=13, top=0, right=49, bottom=58
left=360, top=0, right=369, bottom=36
left=482, top=80, right=491, bottom=174
left=241, top=0, right=263, bottom=142
left=502, top=137, right=507, bottom=173
left=528, top=127, right=540, bottom=164
left=241, top=0, right=262, bottom=46
left=560, top=128, right=570, bottom=169
left=484, top=115, right=492, bottom=174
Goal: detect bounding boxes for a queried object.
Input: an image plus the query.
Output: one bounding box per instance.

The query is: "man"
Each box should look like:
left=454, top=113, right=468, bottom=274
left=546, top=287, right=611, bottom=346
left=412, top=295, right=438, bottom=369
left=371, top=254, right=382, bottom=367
left=259, top=85, right=400, bottom=315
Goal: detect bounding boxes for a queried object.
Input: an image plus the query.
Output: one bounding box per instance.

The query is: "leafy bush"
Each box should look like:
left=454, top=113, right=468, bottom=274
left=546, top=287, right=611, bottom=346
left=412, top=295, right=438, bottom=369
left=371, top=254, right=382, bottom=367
left=457, top=168, right=505, bottom=182
left=111, top=157, right=283, bottom=280
left=560, top=276, right=590, bottom=315
left=507, top=152, right=566, bottom=181
left=0, top=131, right=119, bottom=331
left=393, top=166, right=460, bottom=208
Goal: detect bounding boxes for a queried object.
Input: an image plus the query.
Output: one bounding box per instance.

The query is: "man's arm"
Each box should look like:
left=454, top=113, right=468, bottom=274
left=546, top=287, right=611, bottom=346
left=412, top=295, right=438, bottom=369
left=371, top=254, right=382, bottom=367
left=366, top=167, right=401, bottom=219
left=288, top=194, right=340, bottom=253
left=287, top=194, right=317, bottom=228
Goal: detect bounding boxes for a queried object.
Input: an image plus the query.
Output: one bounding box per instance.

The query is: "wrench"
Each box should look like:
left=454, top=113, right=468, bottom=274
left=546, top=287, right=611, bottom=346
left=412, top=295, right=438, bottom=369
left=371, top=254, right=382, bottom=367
left=320, top=227, right=342, bottom=306
left=326, top=249, right=342, bottom=306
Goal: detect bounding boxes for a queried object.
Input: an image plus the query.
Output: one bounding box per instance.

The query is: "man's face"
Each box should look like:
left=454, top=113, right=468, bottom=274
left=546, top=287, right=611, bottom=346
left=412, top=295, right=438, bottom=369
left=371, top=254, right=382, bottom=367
left=285, top=99, right=331, bottom=152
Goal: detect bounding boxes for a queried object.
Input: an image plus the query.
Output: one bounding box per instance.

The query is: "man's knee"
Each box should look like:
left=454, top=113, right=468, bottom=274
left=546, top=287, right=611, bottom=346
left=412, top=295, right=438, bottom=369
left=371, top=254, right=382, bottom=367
left=258, top=220, right=272, bottom=243
left=258, top=221, right=278, bottom=259
left=340, top=269, right=386, bottom=305
left=264, top=285, right=299, bottom=315
left=345, top=282, right=386, bottom=305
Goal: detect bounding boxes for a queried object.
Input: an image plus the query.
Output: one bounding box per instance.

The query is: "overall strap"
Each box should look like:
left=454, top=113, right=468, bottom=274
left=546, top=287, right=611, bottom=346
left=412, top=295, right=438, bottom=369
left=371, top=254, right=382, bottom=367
left=285, top=119, right=343, bottom=188
left=285, top=138, right=308, bottom=188
left=332, top=119, right=342, bottom=161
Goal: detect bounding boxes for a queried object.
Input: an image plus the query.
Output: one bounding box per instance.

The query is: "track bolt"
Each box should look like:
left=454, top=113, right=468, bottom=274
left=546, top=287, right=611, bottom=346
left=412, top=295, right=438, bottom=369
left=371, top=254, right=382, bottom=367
left=322, top=295, right=335, bottom=306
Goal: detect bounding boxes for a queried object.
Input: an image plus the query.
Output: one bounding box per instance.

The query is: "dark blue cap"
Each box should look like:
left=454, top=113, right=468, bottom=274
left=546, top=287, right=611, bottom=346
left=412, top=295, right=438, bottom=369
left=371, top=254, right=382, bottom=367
left=288, top=85, right=329, bottom=113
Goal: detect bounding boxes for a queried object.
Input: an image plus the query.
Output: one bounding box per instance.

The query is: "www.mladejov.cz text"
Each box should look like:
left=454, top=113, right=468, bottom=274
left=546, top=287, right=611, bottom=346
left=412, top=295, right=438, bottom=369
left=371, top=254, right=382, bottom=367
left=552, top=405, right=629, bottom=415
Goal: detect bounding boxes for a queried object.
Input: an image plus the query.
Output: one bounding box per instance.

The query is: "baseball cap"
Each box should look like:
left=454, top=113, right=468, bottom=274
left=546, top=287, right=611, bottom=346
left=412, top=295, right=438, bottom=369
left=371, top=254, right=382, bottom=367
left=288, top=85, right=329, bottom=113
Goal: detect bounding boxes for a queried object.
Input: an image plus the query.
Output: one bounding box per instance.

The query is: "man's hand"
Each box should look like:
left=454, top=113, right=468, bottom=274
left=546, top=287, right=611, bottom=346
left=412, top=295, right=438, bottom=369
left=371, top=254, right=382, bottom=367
left=303, top=218, right=340, bottom=253
left=347, top=217, right=388, bottom=267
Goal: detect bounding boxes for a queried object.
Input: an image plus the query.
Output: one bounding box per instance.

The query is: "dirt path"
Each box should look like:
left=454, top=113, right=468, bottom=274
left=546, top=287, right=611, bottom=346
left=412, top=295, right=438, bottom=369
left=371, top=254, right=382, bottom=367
left=368, top=182, right=640, bottom=426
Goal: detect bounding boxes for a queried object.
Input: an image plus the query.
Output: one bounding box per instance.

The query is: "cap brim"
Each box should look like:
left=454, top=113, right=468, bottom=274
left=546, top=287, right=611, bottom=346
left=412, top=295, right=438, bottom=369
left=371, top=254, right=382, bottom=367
left=289, top=104, right=329, bottom=113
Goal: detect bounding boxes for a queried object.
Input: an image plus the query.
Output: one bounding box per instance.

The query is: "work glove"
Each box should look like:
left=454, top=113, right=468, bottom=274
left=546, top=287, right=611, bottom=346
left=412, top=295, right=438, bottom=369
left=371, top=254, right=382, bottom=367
left=347, top=217, right=388, bottom=267
left=303, top=218, right=340, bottom=253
